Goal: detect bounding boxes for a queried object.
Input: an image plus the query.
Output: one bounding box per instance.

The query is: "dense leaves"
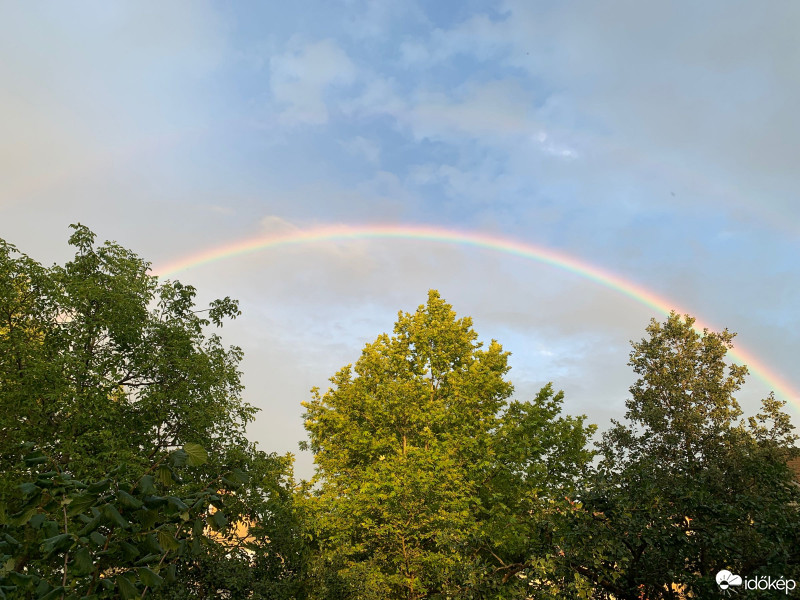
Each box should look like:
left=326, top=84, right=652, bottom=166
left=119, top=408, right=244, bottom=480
left=302, top=290, right=596, bottom=599
left=0, top=226, right=304, bottom=598
left=3, top=227, right=798, bottom=598
left=569, top=313, right=800, bottom=599
left=0, top=443, right=233, bottom=599
left=0, top=224, right=251, bottom=487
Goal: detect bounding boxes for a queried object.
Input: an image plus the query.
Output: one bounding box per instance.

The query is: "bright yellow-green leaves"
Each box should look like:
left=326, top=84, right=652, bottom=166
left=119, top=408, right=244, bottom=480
left=302, top=290, right=597, bottom=599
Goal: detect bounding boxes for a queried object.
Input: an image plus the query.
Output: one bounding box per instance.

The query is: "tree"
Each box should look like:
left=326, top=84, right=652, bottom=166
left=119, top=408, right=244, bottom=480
left=0, top=442, right=237, bottom=599
left=301, top=290, right=596, bottom=599
left=0, top=225, right=305, bottom=598
left=569, top=313, right=800, bottom=599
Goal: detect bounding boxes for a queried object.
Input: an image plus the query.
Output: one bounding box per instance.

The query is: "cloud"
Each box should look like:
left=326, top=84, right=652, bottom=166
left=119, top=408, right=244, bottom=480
left=340, top=136, right=381, bottom=165
left=269, top=38, right=356, bottom=125
left=399, top=0, right=800, bottom=228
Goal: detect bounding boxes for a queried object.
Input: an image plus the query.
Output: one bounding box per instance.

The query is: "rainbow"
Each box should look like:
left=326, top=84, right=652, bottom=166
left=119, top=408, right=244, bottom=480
left=153, top=224, right=799, bottom=406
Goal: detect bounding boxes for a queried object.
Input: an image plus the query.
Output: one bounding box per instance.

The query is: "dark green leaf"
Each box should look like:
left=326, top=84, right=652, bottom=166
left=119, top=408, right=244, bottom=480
left=66, top=492, right=98, bottom=517
left=72, top=546, right=93, bottom=576
left=118, top=490, right=143, bottom=510
left=166, top=496, right=188, bottom=512
left=142, top=534, right=162, bottom=555
left=116, top=574, right=139, bottom=600
left=170, top=449, right=188, bottom=468
left=155, top=466, right=173, bottom=487
left=41, top=533, right=72, bottom=556
left=209, top=510, right=227, bottom=531
left=138, top=567, right=163, bottom=588
left=158, top=529, right=179, bottom=552
left=120, top=541, right=140, bottom=560
left=86, top=479, right=111, bottom=494
left=18, top=482, right=39, bottom=498
left=138, top=475, right=156, bottom=496
left=102, top=503, right=129, bottom=529
left=37, top=586, right=66, bottom=600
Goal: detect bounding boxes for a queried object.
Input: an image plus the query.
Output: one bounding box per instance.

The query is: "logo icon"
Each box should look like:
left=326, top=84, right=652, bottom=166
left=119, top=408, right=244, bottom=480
left=716, top=570, right=743, bottom=593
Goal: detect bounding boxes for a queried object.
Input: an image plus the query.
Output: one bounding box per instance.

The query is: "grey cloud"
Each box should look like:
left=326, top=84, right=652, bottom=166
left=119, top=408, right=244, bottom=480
left=422, top=0, right=800, bottom=228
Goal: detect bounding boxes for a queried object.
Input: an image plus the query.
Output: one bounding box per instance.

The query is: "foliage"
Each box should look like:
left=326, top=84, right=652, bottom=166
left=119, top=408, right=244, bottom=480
left=301, top=290, right=596, bottom=599
left=0, top=224, right=251, bottom=489
left=0, top=442, right=237, bottom=599
left=0, top=226, right=305, bottom=598
left=154, top=451, right=308, bottom=600
left=569, top=312, right=800, bottom=599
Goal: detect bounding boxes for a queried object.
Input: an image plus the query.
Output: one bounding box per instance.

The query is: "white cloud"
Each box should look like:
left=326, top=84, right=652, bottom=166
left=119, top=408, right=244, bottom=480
left=269, top=38, right=356, bottom=125
left=340, top=136, right=381, bottom=164
left=408, top=80, right=533, bottom=141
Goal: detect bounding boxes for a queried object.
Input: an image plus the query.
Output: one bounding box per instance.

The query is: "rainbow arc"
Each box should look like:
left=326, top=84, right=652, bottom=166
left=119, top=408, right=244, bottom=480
left=153, top=224, right=799, bottom=406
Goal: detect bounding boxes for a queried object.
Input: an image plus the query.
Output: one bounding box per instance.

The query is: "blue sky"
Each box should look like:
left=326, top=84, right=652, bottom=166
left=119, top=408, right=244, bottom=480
left=2, top=1, right=799, bottom=477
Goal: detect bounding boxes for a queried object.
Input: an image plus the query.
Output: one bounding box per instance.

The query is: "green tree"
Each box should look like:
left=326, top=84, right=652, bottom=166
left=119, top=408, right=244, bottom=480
left=0, top=225, right=305, bottom=598
left=0, top=442, right=238, bottom=599
left=569, top=313, right=800, bottom=599
left=301, top=290, right=595, bottom=599
left=0, top=224, right=251, bottom=484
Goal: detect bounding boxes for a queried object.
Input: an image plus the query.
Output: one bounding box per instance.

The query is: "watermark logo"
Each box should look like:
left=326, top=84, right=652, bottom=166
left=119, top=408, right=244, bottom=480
left=716, top=570, right=742, bottom=592
left=716, top=569, right=796, bottom=595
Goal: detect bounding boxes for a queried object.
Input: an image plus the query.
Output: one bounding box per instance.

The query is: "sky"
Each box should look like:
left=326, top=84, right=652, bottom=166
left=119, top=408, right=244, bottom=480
left=2, top=1, right=799, bottom=479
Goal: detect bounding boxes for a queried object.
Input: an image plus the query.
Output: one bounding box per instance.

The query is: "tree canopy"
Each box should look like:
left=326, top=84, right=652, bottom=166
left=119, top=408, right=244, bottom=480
left=568, top=313, right=800, bottom=599
left=2, top=226, right=798, bottom=599
left=301, top=290, right=596, bottom=599
left=0, top=225, right=304, bottom=599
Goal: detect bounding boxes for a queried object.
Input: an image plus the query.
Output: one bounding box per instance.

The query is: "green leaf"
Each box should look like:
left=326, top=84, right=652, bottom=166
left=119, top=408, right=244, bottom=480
left=183, top=443, right=208, bottom=467
left=158, top=529, right=179, bottom=552
left=89, top=531, right=106, bottom=548
left=143, top=495, right=167, bottom=509
left=192, top=518, right=204, bottom=537
left=41, top=533, right=73, bottom=556
left=6, top=571, right=34, bottom=589
left=72, top=546, right=93, bottom=576
left=23, top=451, right=47, bottom=466
left=34, top=579, right=51, bottom=597
left=156, top=466, right=173, bottom=487
left=164, top=563, right=177, bottom=583
left=142, top=534, right=162, bottom=555
left=29, top=513, right=46, bottom=529
left=86, top=479, right=111, bottom=494
left=118, top=490, right=143, bottom=510
left=138, top=475, right=156, bottom=496
left=77, top=514, right=103, bottom=536
left=66, top=492, right=98, bottom=517
left=209, top=510, right=227, bottom=531
left=137, top=509, right=158, bottom=529
left=116, top=574, right=139, bottom=600
left=120, top=541, right=140, bottom=560
left=229, top=468, right=249, bottom=485
left=138, top=567, right=163, bottom=588
left=102, top=503, right=129, bottom=529
left=38, top=586, right=66, bottom=600
left=170, top=449, right=188, bottom=468
left=134, top=553, right=160, bottom=566
left=18, top=482, right=40, bottom=498
left=166, top=496, right=188, bottom=512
